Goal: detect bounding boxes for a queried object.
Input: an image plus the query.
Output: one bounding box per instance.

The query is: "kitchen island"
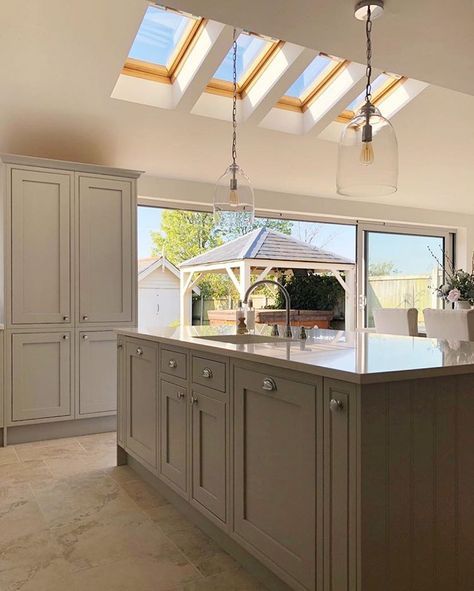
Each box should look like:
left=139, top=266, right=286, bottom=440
left=116, top=325, right=474, bottom=591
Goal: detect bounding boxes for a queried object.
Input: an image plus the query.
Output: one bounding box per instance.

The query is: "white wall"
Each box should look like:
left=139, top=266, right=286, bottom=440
left=138, top=175, right=474, bottom=271
left=138, top=267, right=181, bottom=328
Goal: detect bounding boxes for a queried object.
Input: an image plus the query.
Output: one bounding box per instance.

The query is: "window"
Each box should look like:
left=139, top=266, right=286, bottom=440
left=338, top=73, right=405, bottom=122
left=207, top=32, right=280, bottom=96
left=123, top=5, right=203, bottom=83
left=277, top=54, right=347, bottom=112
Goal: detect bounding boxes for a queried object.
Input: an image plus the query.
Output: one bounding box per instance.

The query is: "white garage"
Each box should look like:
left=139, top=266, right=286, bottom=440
left=138, top=257, right=200, bottom=328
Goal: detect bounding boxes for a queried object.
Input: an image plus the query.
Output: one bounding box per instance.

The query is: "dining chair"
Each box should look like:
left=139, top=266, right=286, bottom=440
left=373, top=307, right=419, bottom=336
left=424, top=308, right=474, bottom=340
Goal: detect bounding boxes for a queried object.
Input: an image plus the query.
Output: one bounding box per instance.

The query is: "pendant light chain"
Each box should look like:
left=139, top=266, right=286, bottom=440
left=231, top=28, right=238, bottom=169
left=364, top=5, right=373, bottom=103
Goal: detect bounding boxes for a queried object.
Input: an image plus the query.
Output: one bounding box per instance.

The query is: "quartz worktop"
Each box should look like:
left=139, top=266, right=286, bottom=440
left=116, top=324, right=474, bottom=384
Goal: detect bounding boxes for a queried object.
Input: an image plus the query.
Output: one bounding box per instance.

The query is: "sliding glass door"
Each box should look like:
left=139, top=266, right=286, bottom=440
left=358, top=224, right=454, bottom=331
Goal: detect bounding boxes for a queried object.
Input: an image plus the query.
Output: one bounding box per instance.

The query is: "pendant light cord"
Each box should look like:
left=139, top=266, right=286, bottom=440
left=364, top=6, right=373, bottom=103
left=231, top=28, right=238, bottom=169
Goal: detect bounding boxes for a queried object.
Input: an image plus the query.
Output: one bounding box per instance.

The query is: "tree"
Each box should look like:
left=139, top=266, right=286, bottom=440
left=215, top=213, right=293, bottom=242
left=368, top=261, right=400, bottom=276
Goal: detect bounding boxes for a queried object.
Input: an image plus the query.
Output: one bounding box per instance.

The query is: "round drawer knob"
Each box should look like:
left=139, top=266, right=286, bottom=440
left=82, top=335, right=89, bottom=340
left=201, top=367, right=213, bottom=379
left=62, top=334, right=69, bottom=340
left=82, top=315, right=88, bottom=321
left=136, top=347, right=143, bottom=356
left=191, top=395, right=198, bottom=405
left=63, top=315, right=69, bottom=321
left=176, top=391, right=185, bottom=400
left=262, top=377, right=277, bottom=392
left=168, top=359, right=177, bottom=368
left=329, top=399, right=344, bottom=413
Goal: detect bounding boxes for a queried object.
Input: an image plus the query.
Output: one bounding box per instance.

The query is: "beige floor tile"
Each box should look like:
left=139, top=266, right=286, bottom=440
left=0, top=495, right=47, bottom=545
left=0, top=446, right=20, bottom=467
left=15, top=439, right=86, bottom=462
left=147, top=503, right=196, bottom=535
left=167, top=525, right=240, bottom=577
left=0, top=557, right=75, bottom=591
left=104, top=464, right=139, bottom=485
left=178, top=568, right=266, bottom=591
left=120, top=478, right=170, bottom=510
left=0, top=460, right=53, bottom=489
left=76, top=432, right=117, bottom=453
left=70, top=555, right=201, bottom=591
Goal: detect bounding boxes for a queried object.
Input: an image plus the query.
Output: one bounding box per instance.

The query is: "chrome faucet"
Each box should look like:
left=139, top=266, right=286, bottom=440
left=243, top=280, right=292, bottom=338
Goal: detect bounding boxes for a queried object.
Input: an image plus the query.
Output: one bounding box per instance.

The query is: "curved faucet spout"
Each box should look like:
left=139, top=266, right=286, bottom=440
left=243, top=279, right=292, bottom=338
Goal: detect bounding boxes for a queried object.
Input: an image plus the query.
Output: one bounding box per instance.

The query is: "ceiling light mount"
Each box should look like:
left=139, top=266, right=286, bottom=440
left=354, top=0, right=384, bottom=20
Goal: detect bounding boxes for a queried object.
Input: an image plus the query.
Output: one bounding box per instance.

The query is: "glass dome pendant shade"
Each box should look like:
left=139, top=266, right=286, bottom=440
left=213, top=29, right=255, bottom=226
left=336, top=0, right=398, bottom=197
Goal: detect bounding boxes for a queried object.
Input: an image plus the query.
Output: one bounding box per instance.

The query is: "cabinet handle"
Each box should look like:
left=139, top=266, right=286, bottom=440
left=201, top=367, right=213, bottom=379
left=262, top=377, right=277, bottom=392
left=176, top=391, right=185, bottom=400
left=136, top=347, right=143, bottom=356
left=191, top=395, right=198, bottom=405
left=82, top=315, right=88, bottom=321
left=168, top=359, right=177, bottom=368
left=329, top=399, right=344, bottom=413
left=82, top=334, right=89, bottom=340
left=63, top=315, right=69, bottom=322
left=62, top=334, right=69, bottom=340
left=117, top=343, right=123, bottom=349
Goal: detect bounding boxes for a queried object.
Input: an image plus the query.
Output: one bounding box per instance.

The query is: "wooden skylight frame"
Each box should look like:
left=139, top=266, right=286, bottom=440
left=276, top=55, right=349, bottom=113
left=337, top=74, right=407, bottom=123
left=122, top=5, right=205, bottom=85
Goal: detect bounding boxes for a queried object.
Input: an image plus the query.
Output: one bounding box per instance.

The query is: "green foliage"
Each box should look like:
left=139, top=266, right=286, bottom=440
left=150, top=210, right=294, bottom=300
left=368, top=261, right=399, bottom=276
left=272, top=272, right=343, bottom=311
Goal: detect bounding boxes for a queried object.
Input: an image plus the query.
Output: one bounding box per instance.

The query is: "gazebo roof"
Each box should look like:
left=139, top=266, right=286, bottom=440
left=180, top=228, right=354, bottom=268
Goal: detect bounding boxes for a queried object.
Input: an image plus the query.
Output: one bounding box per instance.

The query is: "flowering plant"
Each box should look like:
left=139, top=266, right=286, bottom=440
left=429, top=247, right=474, bottom=304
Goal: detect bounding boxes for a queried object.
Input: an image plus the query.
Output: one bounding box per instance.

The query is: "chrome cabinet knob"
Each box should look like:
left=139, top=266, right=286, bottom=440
left=168, top=359, right=177, bottom=368
left=82, top=334, right=89, bottom=340
left=82, top=315, right=88, bottom=321
left=176, top=391, right=185, bottom=400
left=262, top=377, right=277, bottom=392
left=201, top=367, right=213, bottom=379
left=63, top=315, right=69, bottom=321
left=191, top=395, right=198, bottom=405
left=62, top=334, right=69, bottom=340
left=136, top=347, right=143, bottom=356
left=329, top=399, right=344, bottom=413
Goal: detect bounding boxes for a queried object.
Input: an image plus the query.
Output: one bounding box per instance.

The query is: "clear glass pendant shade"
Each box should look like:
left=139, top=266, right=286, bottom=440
left=213, top=163, right=255, bottom=225
left=337, top=104, right=398, bottom=197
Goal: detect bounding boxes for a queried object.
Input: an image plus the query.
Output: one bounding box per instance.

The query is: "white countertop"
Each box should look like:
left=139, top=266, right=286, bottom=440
left=117, top=325, right=474, bottom=384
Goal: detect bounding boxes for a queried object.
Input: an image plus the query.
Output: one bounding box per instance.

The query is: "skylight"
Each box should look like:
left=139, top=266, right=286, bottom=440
left=209, top=32, right=279, bottom=94
left=341, top=73, right=404, bottom=118
left=123, top=4, right=202, bottom=82
left=276, top=54, right=347, bottom=112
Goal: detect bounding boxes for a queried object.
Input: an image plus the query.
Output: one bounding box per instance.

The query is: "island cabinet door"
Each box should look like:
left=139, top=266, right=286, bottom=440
left=125, top=340, right=157, bottom=468
left=234, top=365, right=318, bottom=591
left=159, top=379, right=188, bottom=496
left=191, top=389, right=227, bottom=523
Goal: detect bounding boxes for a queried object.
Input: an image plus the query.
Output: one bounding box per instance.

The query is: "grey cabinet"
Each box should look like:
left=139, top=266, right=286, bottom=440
left=78, top=330, right=117, bottom=417
left=11, top=332, right=72, bottom=422
left=125, top=339, right=157, bottom=467
left=77, top=175, right=133, bottom=324
left=234, top=365, right=319, bottom=591
left=191, top=388, right=227, bottom=522
left=11, top=168, right=71, bottom=325
left=159, top=379, right=188, bottom=495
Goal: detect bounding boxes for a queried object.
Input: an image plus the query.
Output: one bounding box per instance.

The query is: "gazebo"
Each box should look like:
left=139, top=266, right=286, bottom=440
left=179, top=228, right=357, bottom=329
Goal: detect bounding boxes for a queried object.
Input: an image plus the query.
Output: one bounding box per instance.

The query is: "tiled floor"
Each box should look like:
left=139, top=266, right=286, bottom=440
left=0, top=432, right=266, bottom=591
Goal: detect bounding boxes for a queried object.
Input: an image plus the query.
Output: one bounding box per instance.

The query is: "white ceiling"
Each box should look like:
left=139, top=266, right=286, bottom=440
left=0, top=0, right=473, bottom=214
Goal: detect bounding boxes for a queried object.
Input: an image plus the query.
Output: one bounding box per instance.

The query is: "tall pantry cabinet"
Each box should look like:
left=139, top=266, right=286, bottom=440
left=0, top=154, right=141, bottom=443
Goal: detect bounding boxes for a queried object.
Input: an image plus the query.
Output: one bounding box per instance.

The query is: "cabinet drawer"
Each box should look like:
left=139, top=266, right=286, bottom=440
left=161, top=348, right=187, bottom=380
left=192, top=356, right=226, bottom=392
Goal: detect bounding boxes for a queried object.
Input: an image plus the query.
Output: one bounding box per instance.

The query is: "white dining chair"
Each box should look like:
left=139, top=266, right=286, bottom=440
left=373, top=308, right=419, bottom=336
left=424, top=308, right=474, bottom=340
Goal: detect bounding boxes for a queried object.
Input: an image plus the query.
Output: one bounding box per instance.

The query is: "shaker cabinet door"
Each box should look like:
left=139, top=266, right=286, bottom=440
left=78, top=175, right=133, bottom=324
left=125, top=340, right=157, bottom=467
left=234, top=365, right=318, bottom=591
left=78, top=331, right=117, bottom=416
left=11, top=332, right=72, bottom=422
left=191, top=390, right=227, bottom=522
left=11, top=168, right=71, bottom=325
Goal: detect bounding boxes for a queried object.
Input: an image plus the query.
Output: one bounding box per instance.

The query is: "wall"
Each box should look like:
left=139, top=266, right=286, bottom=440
left=138, top=175, right=474, bottom=271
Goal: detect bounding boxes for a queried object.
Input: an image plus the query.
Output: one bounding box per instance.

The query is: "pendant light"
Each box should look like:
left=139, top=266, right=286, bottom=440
left=336, top=0, right=398, bottom=197
left=213, top=29, right=255, bottom=225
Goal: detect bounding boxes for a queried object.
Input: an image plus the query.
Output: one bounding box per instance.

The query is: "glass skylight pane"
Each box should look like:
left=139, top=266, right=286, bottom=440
left=345, top=73, right=393, bottom=112
left=128, top=5, right=194, bottom=67
left=213, top=33, right=270, bottom=84
left=285, top=55, right=333, bottom=99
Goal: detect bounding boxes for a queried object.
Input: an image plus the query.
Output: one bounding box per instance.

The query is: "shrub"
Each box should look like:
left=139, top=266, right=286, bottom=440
left=271, top=272, right=343, bottom=311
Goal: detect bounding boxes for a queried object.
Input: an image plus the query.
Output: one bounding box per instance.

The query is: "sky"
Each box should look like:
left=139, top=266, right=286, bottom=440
left=138, top=206, right=444, bottom=276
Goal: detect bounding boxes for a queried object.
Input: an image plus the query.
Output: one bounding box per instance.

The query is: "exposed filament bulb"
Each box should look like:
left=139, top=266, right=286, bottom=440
left=360, top=141, right=374, bottom=165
